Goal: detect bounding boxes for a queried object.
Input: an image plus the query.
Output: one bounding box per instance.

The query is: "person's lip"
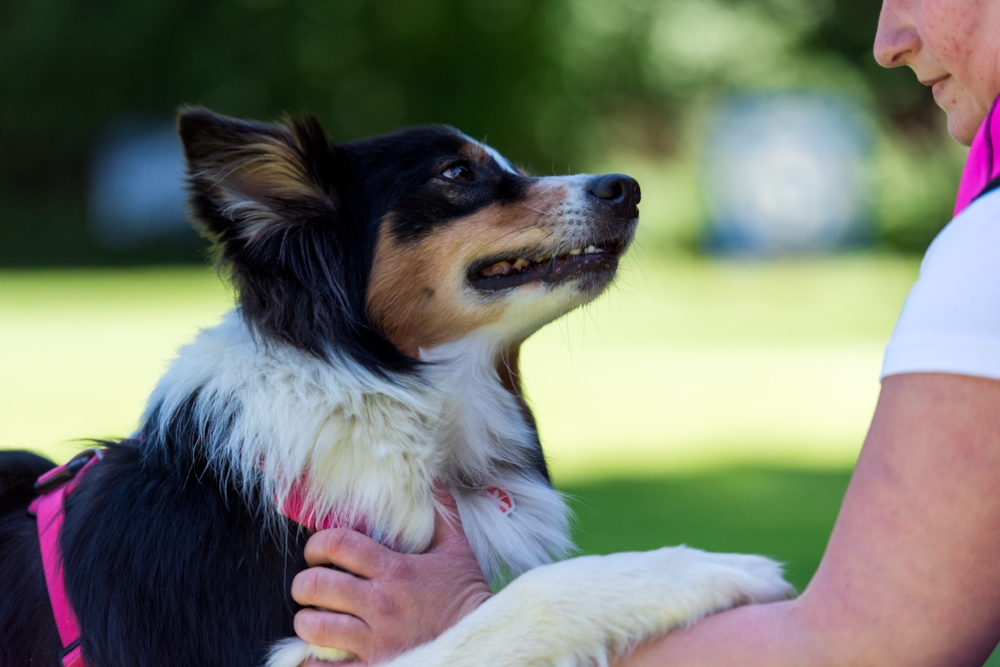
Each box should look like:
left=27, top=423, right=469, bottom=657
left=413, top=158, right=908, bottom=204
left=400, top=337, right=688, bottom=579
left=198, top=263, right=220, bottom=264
left=921, top=74, right=950, bottom=94
left=919, top=74, right=949, bottom=87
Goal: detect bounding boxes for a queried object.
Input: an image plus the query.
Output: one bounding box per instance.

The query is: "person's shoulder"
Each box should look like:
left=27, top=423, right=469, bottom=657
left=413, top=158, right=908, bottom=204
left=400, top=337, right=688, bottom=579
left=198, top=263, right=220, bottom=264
left=881, top=187, right=1000, bottom=382
left=920, top=188, right=1000, bottom=274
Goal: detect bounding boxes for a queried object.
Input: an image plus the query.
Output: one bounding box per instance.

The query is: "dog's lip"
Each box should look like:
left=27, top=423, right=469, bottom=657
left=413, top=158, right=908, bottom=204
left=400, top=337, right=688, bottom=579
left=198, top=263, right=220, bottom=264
left=467, top=236, right=628, bottom=291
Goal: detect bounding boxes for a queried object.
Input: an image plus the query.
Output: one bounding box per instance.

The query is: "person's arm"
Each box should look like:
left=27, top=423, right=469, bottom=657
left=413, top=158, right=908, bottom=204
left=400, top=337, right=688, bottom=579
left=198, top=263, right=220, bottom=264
left=293, top=372, right=1000, bottom=667
left=619, top=372, right=1000, bottom=667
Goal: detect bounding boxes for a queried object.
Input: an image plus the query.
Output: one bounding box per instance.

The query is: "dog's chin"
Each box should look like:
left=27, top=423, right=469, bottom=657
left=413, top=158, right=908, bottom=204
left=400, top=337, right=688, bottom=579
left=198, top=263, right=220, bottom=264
left=569, top=261, right=620, bottom=297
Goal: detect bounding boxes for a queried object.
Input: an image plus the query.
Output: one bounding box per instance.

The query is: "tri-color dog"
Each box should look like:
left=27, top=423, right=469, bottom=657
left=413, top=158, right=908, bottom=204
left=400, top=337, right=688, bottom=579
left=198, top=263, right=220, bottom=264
left=0, top=109, right=791, bottom=667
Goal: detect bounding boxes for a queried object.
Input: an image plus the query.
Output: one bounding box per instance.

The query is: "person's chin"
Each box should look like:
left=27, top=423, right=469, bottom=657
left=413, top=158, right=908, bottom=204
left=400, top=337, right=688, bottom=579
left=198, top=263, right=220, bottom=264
left=941, top=95, right=988, bottom=146
left=946, top=111, right=983, bottom=146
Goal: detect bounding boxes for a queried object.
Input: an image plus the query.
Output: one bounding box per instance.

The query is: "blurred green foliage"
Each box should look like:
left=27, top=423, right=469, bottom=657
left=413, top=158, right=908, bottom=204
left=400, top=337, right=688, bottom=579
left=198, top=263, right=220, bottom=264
left=0, top=0, right=959, bottom=265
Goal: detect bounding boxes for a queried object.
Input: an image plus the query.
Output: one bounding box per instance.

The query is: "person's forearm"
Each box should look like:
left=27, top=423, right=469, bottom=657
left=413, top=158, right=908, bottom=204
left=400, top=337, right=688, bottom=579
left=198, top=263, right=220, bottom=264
left=618, top=375, right=1000, bottom=667
left=614, top=600, right=818, bottom=667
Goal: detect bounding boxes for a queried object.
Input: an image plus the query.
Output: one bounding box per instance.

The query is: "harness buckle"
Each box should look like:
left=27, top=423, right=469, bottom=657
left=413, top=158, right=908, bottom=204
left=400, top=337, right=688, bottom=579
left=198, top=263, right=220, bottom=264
left=34, top=448, right=104, bottom=495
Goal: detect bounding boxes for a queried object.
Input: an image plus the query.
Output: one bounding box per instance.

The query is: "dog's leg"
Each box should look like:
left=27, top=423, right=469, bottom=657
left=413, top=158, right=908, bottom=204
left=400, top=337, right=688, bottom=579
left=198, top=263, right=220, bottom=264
left=382, top=546, right=794, bottom=667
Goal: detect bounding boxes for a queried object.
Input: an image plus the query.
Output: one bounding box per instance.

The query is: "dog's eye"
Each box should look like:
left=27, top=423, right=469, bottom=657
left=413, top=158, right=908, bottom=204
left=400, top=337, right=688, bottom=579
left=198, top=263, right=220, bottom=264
left=441, top=163, right=475, bottom=182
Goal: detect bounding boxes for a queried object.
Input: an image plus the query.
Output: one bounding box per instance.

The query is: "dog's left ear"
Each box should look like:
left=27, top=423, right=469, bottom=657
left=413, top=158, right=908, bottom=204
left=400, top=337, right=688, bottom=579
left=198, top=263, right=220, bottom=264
left=178, top=107, right=339, bottom=247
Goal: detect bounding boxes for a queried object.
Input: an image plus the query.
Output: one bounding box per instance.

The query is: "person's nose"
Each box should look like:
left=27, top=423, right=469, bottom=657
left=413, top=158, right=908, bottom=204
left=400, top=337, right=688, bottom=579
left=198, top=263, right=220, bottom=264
left=874, top=0, right=920, bottom=68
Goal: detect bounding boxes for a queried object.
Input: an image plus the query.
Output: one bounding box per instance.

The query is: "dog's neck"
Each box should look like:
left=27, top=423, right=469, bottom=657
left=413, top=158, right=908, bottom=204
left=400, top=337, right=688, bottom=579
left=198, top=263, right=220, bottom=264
left=139, top=310, right=568, bottom=577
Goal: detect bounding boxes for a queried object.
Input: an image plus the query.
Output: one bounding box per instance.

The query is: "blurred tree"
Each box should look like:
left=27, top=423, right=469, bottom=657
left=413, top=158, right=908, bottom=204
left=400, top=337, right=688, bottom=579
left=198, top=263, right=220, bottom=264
left=0, top=0, right=953, bottom=264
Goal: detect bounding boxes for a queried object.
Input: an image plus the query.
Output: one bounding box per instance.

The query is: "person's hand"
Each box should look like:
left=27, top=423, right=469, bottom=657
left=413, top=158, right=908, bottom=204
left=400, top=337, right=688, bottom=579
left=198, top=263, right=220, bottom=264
left=292, top=483, right=492, bottom=666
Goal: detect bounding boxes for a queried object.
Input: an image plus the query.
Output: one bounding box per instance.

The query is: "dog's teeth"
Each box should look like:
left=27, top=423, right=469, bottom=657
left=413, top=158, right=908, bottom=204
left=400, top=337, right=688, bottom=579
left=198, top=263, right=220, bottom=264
left=481, top=261, right=513, bottom=277
left=512, top=258, right=531, bottom=270
left=585, top=245, right=599, bottom=254
left=568, top=248, right=582, bottom=256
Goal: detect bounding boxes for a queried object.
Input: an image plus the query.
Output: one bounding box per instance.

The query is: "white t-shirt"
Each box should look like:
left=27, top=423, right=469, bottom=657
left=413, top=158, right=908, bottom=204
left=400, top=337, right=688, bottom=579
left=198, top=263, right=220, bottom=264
left=881, top=188, right=1000, bottom=381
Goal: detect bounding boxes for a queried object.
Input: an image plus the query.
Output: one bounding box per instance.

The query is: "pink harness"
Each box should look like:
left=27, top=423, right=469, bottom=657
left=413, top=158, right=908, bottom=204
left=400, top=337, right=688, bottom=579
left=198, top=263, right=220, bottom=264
left=32, top=449, right=517, bottom=667
left=28, top=448, right=105, bottom=667
left=277, top=478, right=516, bottom=536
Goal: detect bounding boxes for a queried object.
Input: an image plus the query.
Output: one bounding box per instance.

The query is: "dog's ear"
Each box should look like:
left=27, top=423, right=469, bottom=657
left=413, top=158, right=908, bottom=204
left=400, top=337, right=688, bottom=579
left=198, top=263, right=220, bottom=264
left=175, top=108, right=412, bottom=372
left=177, top=107, right=339, bottom=247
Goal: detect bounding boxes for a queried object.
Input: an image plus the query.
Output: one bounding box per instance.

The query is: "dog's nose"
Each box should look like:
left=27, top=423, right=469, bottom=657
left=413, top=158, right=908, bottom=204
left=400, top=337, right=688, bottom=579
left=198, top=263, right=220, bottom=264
left=587, top=174, right=641, bottom=219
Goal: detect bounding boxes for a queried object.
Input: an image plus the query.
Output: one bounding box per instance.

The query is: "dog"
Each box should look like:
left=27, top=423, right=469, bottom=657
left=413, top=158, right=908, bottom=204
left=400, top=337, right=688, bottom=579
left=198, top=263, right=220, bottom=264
left=0, top=108, right=792, bottom=667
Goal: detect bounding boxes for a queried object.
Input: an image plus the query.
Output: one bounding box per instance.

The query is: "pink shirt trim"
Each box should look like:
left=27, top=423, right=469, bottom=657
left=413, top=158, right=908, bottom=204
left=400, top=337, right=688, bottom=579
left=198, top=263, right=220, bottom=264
left=955, top=96, right=1000, bottom=217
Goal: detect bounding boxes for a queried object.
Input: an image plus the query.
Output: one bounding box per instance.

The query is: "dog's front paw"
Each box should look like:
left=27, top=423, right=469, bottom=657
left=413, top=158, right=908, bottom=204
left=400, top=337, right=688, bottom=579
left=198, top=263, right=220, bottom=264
left=680, top=549, right=796, bottom=613
left=383, top=546, right=793, bottom=667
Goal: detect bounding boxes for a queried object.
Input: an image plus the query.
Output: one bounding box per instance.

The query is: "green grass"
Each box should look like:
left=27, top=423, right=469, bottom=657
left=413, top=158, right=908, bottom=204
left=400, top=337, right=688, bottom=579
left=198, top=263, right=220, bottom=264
left=565, top=467, right=851, bottom=592
left=0, top=253, right=920, bottom=472
left=4, top=255, right=999, bottom=661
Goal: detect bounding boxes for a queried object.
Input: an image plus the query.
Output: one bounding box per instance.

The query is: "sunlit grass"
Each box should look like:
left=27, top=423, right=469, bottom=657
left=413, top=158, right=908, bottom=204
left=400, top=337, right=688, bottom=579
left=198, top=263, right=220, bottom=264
left=0, top=253, right=917, bottom=478
left=565, top=467, right=852, bottom=592
left=525, top=251, right=916, bottom=480
left=0, top=267, right=234, bottom=460
left=13, top=253, right=986, bottom=656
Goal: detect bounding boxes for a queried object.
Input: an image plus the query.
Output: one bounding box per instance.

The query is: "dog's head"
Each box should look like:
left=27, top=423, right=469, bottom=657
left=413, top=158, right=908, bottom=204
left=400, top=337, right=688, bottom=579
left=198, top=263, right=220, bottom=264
left=179, top=108, right=639, bottom=373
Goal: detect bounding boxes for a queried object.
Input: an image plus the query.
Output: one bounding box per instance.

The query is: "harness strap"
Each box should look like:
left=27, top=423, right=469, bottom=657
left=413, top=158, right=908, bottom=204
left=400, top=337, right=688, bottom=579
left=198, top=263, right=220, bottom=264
left=28, top=449, right=104, bottom=667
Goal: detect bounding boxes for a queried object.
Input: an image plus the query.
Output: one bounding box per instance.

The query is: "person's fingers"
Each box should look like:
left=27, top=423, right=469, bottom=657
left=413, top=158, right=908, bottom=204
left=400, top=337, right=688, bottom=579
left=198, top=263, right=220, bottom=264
left=429, top=481, right=470, bottom=554
left=292, top=565, right=368, bottom=613
left=304, top=528, right=390, bottom=577
left=294, top=608, right=371, bottom=659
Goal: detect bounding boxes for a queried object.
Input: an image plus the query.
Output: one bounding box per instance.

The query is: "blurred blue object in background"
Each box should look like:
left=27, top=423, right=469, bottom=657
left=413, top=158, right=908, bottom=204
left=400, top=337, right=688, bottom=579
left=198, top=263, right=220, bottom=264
left=702, top=93, right=872, bottom=255
left=89, top=121, right=192, bottom=250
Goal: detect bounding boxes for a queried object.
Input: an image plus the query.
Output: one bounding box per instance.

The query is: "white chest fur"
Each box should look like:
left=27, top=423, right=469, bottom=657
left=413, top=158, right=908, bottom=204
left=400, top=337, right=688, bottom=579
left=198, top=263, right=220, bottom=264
left=143, top=311, right=571, bottom=581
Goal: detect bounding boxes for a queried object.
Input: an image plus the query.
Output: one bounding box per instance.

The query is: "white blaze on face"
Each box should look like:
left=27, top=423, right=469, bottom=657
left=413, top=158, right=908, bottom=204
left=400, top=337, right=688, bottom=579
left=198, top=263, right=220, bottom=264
left=464, top=134, right=520, bottom=175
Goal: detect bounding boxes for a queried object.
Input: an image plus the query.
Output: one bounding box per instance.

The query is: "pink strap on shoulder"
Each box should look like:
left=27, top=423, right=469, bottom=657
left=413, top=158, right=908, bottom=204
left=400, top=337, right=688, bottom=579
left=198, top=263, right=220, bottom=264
left=955, top=95, right=1000, bottom=216
left=29, top=450, right=103, bottom=667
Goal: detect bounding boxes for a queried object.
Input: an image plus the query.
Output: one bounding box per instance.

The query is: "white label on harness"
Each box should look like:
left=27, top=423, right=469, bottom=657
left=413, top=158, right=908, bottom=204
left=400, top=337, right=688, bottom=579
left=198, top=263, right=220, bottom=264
left=483, top=487, right=516, bottom=516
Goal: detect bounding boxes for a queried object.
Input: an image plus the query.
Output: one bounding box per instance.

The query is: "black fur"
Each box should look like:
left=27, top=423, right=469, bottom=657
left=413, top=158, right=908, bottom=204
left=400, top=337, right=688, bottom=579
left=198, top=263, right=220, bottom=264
left=0, top=438, right=308, bottom=667
left=62, top=443, right=309, bottom=667
left=0, top=451, right=62, bottom=666
left=0, top=450, right=55, bottom=506
left=0, top=110, right=562, bottom=666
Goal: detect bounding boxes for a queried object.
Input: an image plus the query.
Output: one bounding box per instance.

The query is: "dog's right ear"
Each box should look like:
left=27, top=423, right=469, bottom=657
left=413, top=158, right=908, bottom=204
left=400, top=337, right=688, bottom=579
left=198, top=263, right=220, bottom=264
left=177, top=107, right=339, bottom=248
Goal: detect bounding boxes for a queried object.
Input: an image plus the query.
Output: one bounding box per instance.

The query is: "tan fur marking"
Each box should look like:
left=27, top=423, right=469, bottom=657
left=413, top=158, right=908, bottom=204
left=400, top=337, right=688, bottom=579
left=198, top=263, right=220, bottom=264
left=496, top=344, right=522, bottom=398
left=216, top=138, right=316, bottom=201
left=367, top=184, right=568, bottom=356
left=236, top=141, right=314, bottom=196
left=200, top=131, right=332, bottom=242
left=459, top=143, right=492, bottom=165
left=460, top=142, right=527, bottom=175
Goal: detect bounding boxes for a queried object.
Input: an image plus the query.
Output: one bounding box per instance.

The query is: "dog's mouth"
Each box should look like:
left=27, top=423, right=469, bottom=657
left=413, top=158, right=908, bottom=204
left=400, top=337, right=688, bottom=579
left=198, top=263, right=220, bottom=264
left=467, top=237, right=628, bottom=292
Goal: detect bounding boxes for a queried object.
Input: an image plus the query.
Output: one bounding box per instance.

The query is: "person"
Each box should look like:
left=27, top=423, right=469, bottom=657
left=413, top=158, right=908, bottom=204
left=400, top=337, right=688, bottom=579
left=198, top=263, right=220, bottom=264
left=290, top=1, right=1000, bottom=664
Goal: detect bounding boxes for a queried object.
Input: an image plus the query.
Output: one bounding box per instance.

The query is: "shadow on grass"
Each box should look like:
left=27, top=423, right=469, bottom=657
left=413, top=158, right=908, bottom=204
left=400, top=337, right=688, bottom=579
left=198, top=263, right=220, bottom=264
left=561, top=466, right=853, bottom=592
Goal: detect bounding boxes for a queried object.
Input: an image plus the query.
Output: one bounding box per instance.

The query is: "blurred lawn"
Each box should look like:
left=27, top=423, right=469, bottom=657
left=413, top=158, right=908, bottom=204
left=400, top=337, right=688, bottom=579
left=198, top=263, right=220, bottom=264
left=0, top=253, right=918, bottom=469
left=4, top=252, right=952, bottom=644
left=563, top=467, right=851, bottom=592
